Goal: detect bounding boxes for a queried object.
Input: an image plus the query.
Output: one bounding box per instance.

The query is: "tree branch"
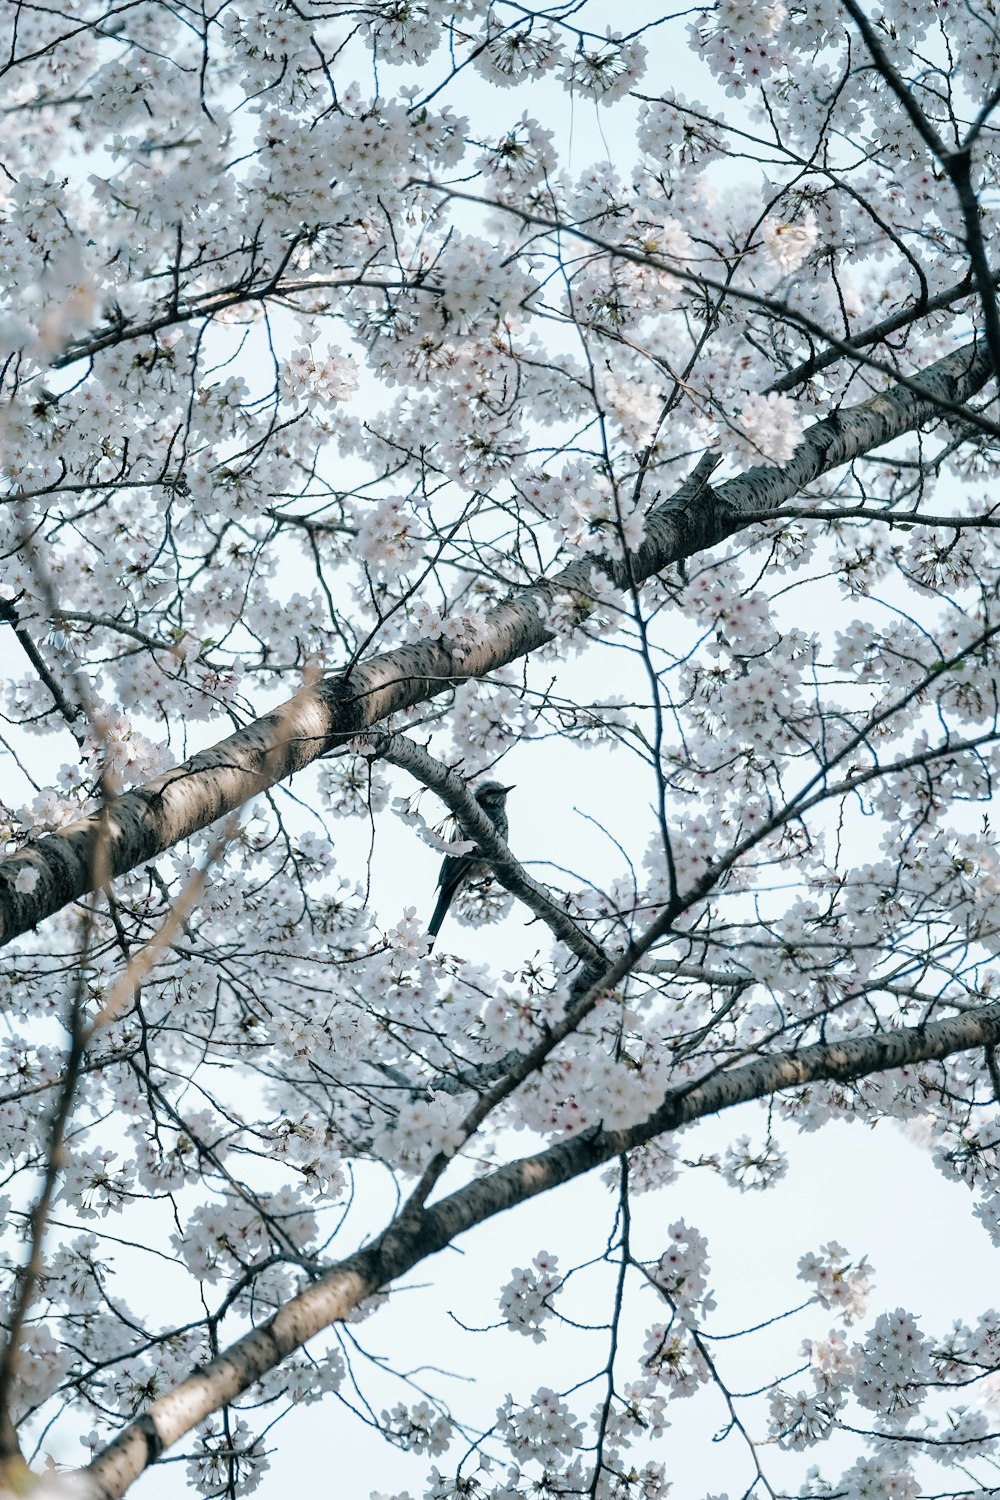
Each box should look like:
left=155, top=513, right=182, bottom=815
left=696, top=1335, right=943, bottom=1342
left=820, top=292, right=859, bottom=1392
left=83, top=996, right=1000, bottom=1499
left=0, top=336, right=991, bottom=947
left=370, top=732, right=609, bottom=971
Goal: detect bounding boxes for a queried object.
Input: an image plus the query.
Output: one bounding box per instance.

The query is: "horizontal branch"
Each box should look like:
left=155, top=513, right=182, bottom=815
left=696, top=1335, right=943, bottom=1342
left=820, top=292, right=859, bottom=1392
left=0, top=337, right=991, bottom=946
left=83, top=997, right=1000, bottom=1498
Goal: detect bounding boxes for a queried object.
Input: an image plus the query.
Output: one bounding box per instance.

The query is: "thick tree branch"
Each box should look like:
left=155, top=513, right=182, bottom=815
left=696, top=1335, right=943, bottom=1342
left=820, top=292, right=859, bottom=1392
left=0, top=337, right=991, bottom=947
left=83, top=995, right=1000, bottom=1499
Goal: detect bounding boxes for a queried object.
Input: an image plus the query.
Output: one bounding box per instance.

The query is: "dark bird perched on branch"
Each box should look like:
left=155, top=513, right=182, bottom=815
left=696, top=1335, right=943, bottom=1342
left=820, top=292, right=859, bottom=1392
left=426, top=781, right=514, bottom=949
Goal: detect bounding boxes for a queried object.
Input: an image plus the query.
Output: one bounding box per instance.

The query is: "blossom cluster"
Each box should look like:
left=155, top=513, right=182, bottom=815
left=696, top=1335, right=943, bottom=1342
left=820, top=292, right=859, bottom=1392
left=498, top=1251, right=563, bottom=1341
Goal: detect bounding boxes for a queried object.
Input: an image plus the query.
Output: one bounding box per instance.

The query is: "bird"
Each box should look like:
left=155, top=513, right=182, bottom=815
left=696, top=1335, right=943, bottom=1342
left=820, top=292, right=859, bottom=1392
left=426, top=781, right=514, bottom=949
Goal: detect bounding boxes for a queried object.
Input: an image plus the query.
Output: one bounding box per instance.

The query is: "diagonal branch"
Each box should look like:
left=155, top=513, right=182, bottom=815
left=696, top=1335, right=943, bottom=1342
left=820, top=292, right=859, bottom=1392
left=0, top=336, right=991, bottom=947
left=82, top=995, right=1000, bottom=1500
left=370, top=732, right=609, bottom=971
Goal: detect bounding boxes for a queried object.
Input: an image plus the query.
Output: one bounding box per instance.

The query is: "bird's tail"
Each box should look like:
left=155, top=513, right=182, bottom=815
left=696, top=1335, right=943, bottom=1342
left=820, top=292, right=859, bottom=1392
left=425, top=884, right=452, bottom=951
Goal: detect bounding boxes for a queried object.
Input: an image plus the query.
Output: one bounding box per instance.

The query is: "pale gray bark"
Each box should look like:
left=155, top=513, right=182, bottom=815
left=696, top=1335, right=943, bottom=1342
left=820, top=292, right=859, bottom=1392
left=83, top=995, right=1000, bottom=1499
left=0, top=337, right=990, bottom=946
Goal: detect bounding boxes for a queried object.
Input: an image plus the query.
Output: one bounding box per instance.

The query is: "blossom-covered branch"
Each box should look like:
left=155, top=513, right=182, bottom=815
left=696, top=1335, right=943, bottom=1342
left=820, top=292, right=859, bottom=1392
left=1, top=337, right=990, bottom=946
left=83, top=995, right=1000, bottom=1500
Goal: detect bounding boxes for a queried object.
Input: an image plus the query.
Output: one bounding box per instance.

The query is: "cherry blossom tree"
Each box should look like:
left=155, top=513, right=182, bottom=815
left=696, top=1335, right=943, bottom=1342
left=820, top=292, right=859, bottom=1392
left=3, top=2, right=1000, bottom=1498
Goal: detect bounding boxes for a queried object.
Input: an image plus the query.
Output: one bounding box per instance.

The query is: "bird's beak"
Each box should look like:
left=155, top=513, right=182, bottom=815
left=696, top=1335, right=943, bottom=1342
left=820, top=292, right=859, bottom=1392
left=502, top=784, right=516, bottom=793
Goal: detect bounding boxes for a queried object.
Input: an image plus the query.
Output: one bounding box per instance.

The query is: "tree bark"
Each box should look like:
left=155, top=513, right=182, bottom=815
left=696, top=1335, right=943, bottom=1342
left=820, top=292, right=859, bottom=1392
left=83, top=994, right=1000, bottom=1499
left=0, top=337, right=990, bottom=946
